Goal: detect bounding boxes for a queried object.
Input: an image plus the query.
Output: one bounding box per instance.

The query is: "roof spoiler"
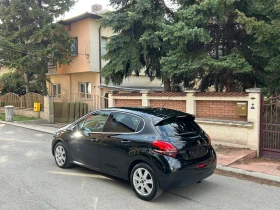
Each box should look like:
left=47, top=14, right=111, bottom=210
left=154, top=114, right=195, bottom=126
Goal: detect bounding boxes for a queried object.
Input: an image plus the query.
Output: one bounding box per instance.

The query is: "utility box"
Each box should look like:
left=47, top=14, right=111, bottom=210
left=236, top=102, right=247, bottom=116
left=34, top=103, right=40, bottom=112
left=5, top=105, right=14, bottom=122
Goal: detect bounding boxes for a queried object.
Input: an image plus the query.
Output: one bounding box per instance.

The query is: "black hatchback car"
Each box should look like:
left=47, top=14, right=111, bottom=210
left=52, top=107, right=216, bottom=200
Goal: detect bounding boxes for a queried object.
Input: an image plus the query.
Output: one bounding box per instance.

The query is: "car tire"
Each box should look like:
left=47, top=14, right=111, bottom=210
left=54, top=142, right=72, bottom=168
left=130, top=163, right=162, bottom=201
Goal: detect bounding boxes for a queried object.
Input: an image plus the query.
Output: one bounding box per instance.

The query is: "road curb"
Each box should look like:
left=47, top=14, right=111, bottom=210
left=0, top=120, right=55, bottom=135
left=217, top=164, right=280, bottom=183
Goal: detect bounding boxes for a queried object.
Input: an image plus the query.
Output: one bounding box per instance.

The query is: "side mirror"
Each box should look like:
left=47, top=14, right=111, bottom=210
left=68, top=125, right=77, bottom=131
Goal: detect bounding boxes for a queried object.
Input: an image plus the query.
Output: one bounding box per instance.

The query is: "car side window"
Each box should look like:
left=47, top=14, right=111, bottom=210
left=82, top=112, right=109, bottom=132
left=102, top=112, right=141, bottom=133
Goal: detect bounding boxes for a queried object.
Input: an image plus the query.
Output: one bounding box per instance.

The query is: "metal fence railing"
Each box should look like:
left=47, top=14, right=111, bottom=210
left=53, top=93, right=108, bottom=123
left=53, top=92, right=108, bottom=112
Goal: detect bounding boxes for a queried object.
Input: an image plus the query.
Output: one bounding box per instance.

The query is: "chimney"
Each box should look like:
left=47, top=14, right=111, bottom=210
left=91, top=4, right=103, bottom=14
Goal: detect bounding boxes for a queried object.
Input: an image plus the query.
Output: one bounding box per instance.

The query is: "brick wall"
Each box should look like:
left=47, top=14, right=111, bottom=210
left=196, top=100, right=247, bottom=121
left=150, top=100, right=186, bottom=113
left=115, top=99, right=142, bottom=107
left=110, top=92, right=250, bottom=122
left=108, top=90, right=262, bottom=152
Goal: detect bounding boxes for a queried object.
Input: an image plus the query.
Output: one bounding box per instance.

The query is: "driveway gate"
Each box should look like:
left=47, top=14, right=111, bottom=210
left=53, top=93, right=108, bottom=123
left=260, top=94, right=280, bottom=158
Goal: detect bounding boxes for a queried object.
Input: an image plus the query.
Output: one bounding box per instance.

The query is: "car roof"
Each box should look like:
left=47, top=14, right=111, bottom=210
left=99, top=107, right=191, bottom=122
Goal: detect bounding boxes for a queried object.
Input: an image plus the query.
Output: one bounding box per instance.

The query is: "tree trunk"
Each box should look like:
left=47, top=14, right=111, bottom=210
left=225, top=70, right=233, bottom=92
left=41, top=60, right=48, bottom=95
left=23, top=70, right=29, bottom=93
left=163, top=77, right=171, bottom=92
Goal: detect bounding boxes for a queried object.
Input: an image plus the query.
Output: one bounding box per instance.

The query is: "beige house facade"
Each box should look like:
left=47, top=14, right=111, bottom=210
left=47, top=12, right=162, bottom=99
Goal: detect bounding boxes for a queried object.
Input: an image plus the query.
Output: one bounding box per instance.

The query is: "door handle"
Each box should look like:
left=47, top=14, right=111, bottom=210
left=121, top=140, right=131, bottom=143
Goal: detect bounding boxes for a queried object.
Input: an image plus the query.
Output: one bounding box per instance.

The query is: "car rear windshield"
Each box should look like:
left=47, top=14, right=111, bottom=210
left=155, top=116, right=202, bottom=137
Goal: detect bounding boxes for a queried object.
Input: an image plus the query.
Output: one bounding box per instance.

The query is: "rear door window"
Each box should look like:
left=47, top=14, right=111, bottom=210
left=102, top=112, right=142, bottom=133
left=155, top=116, right=202, bottom=137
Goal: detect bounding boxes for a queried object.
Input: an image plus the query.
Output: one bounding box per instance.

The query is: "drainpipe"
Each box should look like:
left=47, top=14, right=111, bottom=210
left=99, top=26, right=102, bottom=87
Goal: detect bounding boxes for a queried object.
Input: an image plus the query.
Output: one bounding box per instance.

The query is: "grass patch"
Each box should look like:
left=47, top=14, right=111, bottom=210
left=0, top=113, right=38, bottom=121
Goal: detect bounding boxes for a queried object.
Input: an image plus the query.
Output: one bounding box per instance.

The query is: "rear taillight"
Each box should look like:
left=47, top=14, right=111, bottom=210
left=206, top=133, right=211, bottom=146
left=198, top=163, right=207, bottom=169
left=152, top=140, right=178, bottom=158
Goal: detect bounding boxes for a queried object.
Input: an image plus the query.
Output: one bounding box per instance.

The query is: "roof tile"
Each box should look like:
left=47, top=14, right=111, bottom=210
left=194, top=92, right=248, bottom=97
left=112, top=93, right=142, bottom=96
left=148, top=92, right=187, bottom=97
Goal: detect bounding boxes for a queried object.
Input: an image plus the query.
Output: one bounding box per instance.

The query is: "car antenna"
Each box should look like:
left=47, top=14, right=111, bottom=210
left=160, top=95, right=171, bottom=110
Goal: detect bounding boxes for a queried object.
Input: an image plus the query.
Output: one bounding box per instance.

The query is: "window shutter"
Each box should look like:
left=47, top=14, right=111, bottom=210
left=57, top=84, right=61, bottom=95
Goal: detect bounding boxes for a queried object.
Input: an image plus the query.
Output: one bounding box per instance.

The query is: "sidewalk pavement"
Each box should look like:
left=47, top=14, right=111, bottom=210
left=214, top=145, right=280, bottom=183
left=0, top=120, right=60, bottom=134
left=1, top=120, right=280, bottom=184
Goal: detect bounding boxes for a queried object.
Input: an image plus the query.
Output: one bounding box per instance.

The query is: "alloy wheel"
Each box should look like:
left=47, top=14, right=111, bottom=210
left=133, top=168, right=154, bottom=196
left=55, top=145, right=66, bottom=167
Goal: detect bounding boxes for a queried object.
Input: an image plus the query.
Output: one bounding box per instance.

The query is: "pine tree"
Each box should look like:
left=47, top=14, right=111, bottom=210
left=101, top=0, right=175, bottom=91
left=160, top=0, right=274, bottom=92
left=0, top=0, right=75, bottom=94
left=238, top=0, right=280, bottom=94
left=102, top=0, right=277, bottom=92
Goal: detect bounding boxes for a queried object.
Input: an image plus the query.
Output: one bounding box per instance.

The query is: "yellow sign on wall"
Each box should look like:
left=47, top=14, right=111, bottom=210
left=34, top=103, right=40, bottom=112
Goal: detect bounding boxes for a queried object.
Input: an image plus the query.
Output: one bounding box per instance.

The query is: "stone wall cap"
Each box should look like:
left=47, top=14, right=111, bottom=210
left=140, top=90, right=152, bottom=94
left=196, top=118, right=253, bottom=128
left=245, top=88, right=262, bottom=93
left=5, top=105, right=14, bottom=108
left=184, top=89, right=201, bottom=93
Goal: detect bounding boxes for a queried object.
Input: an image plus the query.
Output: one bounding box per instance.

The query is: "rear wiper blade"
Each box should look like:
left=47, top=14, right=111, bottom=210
left=175, top=131, right=197, bottom=136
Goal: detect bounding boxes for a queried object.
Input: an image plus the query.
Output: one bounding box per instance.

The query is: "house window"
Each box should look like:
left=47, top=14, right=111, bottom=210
left=71, top=37, right=78, bottom=56
left=79, top=82, right=91, bottom=98
left=53, top=84, right=61, bottom=97
left=101, top=37, right=108, bottom=56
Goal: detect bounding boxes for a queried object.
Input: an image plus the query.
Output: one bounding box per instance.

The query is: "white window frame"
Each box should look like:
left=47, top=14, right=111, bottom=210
left=79, top=82, right=91, bottom=98
left=53, top=84, right=61, bottom=98
left=101, top=37, right=108, bottom=56
left=70, top=37, right=78, bottom=56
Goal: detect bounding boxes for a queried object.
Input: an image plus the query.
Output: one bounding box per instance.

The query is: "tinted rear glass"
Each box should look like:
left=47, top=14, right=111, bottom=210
left=155, top=116, right=202, bottom=137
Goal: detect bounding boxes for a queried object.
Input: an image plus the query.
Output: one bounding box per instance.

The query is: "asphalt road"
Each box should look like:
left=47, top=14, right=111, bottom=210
left=0, top=123, right=280, bottom=210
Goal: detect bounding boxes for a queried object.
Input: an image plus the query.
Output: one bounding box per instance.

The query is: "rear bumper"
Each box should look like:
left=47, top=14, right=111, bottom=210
left=158, top=150, right=217, bottom=190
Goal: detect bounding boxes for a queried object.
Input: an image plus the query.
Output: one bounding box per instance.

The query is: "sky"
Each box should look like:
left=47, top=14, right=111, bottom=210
left=62, top=0, right=177, bottom=20
left=63, top=0, right=112, bottom=19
